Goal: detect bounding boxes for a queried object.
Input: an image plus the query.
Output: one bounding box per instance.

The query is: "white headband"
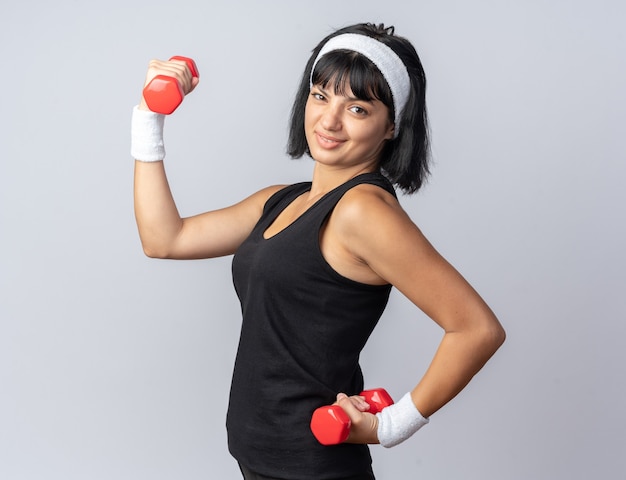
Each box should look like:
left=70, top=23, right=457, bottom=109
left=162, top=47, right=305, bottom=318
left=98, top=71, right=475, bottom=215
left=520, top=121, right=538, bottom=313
left=311, top=33, right=410, bottom=137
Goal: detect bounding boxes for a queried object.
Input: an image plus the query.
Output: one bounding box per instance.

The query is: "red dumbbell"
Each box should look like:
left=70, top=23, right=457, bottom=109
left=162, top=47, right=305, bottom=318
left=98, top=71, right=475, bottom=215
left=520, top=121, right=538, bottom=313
left=142, top=56, right=199, bottom=114
left=310, top=388, right=394, bottom=445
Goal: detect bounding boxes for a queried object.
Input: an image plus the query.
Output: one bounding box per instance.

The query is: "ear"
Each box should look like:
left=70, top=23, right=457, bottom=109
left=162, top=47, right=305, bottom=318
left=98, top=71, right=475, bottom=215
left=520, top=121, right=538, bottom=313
left=385, top=122, right=395, bottom=140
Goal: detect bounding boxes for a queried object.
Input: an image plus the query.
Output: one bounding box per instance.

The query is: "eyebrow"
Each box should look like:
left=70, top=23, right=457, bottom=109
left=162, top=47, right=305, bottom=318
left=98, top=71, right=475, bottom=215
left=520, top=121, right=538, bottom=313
left=315, top=85, right=374, bottom=104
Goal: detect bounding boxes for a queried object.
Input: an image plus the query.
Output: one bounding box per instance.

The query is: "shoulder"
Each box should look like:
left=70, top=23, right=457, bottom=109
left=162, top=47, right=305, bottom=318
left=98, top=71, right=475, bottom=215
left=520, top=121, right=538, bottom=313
left=256, top=184, right=289, bottom=201
left=228, top=184, right=287, bottom=226
left=330, top=183, right=423, bottom=263
left=334, top=182, right=407, bottom=231
left=250, top=182, right=310, bottom=213
left=244, top=184, right=288, bottom=209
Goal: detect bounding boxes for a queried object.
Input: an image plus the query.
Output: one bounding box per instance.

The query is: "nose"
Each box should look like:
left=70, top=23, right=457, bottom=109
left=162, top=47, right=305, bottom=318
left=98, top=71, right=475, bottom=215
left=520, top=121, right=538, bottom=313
left=320, top=103, right=342, bottom=132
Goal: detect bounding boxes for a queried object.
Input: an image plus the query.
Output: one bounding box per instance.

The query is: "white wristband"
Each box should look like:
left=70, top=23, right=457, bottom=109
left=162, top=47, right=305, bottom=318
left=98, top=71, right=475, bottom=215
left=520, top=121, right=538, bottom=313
left=131, top=106, right=166, bottom=162
left=376, top=392, right=429, bottom=448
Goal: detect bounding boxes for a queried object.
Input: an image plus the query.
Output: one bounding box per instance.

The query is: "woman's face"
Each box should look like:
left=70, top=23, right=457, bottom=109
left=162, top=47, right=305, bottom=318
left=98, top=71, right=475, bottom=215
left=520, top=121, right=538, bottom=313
left=304, top=81, right=394, bottom=171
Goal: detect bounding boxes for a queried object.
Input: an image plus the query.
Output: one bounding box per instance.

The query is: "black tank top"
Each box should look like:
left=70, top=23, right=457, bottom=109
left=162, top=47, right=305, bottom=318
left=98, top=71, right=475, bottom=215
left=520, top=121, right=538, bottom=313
left=228, top=172, right=396, bottom=479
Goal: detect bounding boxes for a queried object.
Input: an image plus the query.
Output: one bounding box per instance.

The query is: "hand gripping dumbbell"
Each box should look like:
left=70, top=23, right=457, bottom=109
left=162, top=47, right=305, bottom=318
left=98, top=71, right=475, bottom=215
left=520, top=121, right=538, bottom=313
left=142, top=56, right=199, bottom=114
left=310, top=388, right=394, bottom=445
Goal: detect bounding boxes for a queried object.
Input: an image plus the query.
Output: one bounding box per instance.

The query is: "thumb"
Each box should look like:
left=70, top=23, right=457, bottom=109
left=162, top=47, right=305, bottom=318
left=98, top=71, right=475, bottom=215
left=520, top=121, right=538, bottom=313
left=189, top=76, right=200, bottom=92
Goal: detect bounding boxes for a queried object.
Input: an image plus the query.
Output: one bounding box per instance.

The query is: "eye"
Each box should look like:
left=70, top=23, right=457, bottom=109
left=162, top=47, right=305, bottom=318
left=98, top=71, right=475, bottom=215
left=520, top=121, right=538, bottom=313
left=349, top=105, right=368, bottom=115
left=311, top=91, right=326, bottom=101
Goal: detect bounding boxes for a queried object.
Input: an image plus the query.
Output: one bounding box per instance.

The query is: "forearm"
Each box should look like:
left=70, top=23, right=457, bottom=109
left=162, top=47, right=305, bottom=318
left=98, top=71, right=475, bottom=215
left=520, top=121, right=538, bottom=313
left=411, top=325, right=505, bottom=418
left=133, top=160, right=183, bottom=258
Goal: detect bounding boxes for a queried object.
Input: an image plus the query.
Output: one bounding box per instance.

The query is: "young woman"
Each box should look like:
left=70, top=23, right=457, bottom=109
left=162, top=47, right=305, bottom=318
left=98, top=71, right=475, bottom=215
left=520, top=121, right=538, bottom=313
left=132, top=22, right=505, bottom=480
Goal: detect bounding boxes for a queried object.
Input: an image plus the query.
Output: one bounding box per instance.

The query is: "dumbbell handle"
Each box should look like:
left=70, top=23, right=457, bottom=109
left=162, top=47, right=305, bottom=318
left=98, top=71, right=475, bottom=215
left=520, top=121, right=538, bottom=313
left=310, top=388, right=394, bottom=446
left=142, top=56, right=199, bottom=115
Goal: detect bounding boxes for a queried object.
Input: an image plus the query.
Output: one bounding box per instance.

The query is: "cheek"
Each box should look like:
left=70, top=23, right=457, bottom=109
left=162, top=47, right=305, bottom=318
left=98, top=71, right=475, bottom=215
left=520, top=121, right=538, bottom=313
left=373, top=115, right=395, bottom=141
left=304, top=102, right=316, bottom=131
left=356, top=121, right=390, bottom=144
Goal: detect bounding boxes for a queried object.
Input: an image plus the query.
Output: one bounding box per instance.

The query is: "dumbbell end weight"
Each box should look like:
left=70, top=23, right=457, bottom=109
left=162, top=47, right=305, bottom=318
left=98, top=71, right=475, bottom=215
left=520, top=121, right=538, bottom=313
left=360, top=388, right=394, bottom=415
left=310, top=405, right=351, bottom=446
left=143, top=76, right=185, bottom=114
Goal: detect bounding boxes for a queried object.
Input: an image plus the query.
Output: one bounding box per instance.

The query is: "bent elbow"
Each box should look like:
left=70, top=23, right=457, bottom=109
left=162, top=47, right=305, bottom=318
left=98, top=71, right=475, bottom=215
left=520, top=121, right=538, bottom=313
left=494, top=326, right=506, bottom=351
left=140, top=242, right=171, bottom=259
left=484, top=320, right=506, bottom=354
left=497, top=324, right=506, bottom=346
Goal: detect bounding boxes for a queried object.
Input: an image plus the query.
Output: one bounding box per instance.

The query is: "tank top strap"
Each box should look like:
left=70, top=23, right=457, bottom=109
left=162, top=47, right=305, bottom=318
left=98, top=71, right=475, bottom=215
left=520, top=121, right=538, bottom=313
left=262, top=181, right=313, bottom=216
left=309, top=172, right=397, bottom=222
left=256, top=172, right=396, bottom=239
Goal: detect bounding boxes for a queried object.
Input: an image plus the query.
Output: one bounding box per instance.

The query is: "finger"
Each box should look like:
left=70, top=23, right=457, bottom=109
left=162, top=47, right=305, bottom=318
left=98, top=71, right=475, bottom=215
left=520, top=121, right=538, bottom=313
left=165, top=59, right=194, bottom=93
left=168, top=58, right=193, bottom=79
left=335, top=393, right=369, bottom=412
left=168, top=58, right=199, bottom=91
left=145, top=59, right=194, bottom=93
left=335, top=394, right=367, bottom=416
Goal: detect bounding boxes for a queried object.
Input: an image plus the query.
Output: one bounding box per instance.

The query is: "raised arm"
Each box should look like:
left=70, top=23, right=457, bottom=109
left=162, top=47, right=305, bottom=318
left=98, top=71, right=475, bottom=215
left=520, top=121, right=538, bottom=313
left=132, top=58, right=282, bottom=259
left=134, top=161, right=281, bottom=259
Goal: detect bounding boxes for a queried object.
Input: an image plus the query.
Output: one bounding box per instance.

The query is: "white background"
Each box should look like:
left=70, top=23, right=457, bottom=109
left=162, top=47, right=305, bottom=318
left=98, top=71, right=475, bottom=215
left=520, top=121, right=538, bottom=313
left=1, top=1, right=625, bottom=478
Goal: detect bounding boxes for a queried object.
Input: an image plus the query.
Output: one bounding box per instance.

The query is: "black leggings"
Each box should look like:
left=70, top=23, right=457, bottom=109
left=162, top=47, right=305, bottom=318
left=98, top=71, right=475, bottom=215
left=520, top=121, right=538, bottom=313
left=238, top=463, right=376, bottom=480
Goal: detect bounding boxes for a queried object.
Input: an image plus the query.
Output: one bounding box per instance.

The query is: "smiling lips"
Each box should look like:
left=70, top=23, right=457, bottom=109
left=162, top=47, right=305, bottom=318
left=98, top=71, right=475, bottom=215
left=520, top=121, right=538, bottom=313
left=315, top=131, right=345, bottom=149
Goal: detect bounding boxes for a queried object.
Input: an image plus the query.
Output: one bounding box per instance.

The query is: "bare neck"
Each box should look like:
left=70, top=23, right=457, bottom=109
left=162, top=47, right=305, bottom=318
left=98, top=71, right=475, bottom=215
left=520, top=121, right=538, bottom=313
left=307, top=161, right=378, bottom=199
